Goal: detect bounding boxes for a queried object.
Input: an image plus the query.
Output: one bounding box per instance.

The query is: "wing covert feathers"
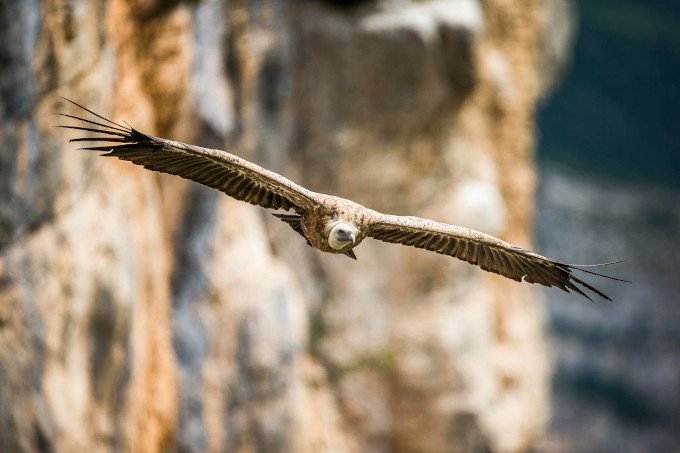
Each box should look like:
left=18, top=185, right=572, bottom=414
left=367, top=214, right=622, bottom=301
left=58, top=98, right=317, bottom=213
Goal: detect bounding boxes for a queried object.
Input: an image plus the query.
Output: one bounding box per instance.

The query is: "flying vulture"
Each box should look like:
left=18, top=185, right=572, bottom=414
left=58, top=98, right=625, bottom=301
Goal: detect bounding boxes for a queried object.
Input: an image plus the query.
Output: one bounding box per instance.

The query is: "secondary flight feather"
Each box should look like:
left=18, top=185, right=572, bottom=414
left=58, top=98, right=626, bottom=301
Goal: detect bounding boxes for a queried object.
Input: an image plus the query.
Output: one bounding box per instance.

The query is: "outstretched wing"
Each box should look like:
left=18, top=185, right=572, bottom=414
left=367, top=213, right=625, bottom=301
left=58, top=98, right=319, bottom=213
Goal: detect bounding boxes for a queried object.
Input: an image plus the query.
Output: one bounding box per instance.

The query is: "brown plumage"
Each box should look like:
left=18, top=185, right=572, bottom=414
left=58, top=98, right=625, bottom=301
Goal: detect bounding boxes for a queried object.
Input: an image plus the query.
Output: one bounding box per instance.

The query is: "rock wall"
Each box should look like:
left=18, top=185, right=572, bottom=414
left=0, top=1, right=556, bottom=451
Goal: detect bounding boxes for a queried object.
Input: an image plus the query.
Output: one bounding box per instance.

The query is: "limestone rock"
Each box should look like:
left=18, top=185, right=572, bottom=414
left=0, top=1, right=558, bottom=451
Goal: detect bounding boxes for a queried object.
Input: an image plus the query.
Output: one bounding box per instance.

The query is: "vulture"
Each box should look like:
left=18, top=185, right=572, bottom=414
left=58, top=98, right=625, bottom=301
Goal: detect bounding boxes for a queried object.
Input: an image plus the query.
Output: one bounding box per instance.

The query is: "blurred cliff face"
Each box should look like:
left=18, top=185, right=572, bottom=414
left=0, top=1, right=563, bottom=451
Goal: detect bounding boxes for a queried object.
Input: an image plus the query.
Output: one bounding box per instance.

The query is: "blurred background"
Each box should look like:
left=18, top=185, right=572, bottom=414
left=535, top=0, right=680, bottom=451
left=0, top=0, right=677, bottom=452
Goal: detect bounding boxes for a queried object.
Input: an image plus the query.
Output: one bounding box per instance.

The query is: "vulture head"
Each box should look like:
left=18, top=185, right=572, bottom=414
left=328, top=222, right=358, bottom=250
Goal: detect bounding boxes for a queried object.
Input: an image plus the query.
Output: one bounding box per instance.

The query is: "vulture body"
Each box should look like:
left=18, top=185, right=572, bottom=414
left=58, top=98, right=624, bottom=301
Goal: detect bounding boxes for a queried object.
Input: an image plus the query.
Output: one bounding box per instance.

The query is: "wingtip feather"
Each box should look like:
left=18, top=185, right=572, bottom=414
left=59, top=97, right=129, bottom=130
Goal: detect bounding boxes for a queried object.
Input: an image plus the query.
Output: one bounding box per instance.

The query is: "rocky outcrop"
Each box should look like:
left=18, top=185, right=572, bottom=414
left=0, top=1, right=557, bottom=451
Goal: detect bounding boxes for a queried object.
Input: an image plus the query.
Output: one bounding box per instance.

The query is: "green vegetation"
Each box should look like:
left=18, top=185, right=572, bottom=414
left=331, top=349, right=397, bottom=381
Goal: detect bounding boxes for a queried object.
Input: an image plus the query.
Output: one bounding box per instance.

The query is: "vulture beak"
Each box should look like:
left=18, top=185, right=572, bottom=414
left=337, top=230, right=356, bottom=244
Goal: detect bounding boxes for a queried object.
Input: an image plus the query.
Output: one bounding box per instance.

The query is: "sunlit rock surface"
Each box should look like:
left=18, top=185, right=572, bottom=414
left=0, top=1, right=557, bottom=451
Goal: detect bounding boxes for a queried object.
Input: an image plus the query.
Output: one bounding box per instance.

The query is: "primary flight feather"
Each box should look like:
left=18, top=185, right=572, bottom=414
left=58, top=98, right=625, bottom=301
